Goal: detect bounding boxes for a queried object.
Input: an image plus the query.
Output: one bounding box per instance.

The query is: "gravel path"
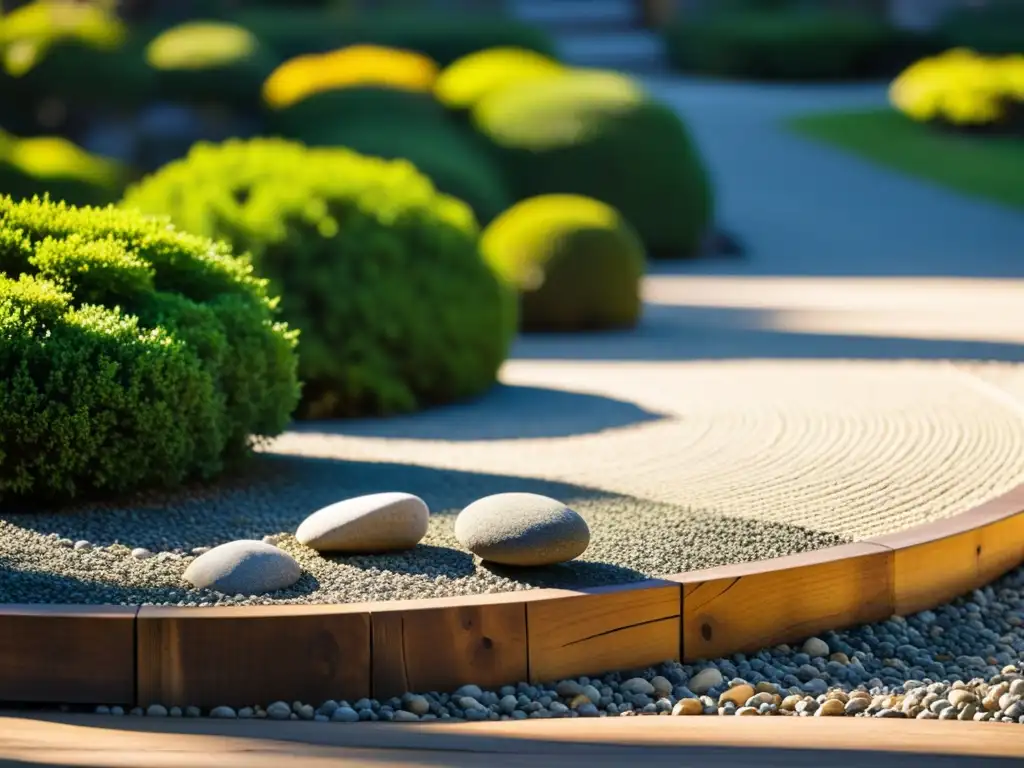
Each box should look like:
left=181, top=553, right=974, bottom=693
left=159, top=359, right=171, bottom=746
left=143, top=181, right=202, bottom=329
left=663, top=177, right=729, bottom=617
left=2, top=358, right=1023, bottom=606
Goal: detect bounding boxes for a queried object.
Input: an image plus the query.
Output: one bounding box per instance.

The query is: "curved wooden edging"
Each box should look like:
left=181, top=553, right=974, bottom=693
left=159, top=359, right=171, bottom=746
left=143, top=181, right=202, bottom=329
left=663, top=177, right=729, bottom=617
left=1, top=485, right=1022, bottom=709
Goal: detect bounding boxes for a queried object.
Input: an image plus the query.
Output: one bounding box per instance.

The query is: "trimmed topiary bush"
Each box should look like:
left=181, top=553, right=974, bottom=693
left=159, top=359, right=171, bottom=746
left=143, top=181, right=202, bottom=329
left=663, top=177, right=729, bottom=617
left=145, top=20, right=280, bottom=108
left=122, top=138, right=515, bottom=420
left=664, top=10, right=931, bottom=81
left=0, top=196, right=300, bottom=502
left=481, top=194, right=645, bottom=332
left=435, top=46, right=566, bottom=112
left=0, top=132, right=126, bottom=206
left=473, top=71, right=713, bottom=258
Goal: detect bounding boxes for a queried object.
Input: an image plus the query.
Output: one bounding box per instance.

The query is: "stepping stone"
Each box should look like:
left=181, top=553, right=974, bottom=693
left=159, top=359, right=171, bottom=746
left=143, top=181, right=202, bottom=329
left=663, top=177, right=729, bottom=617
left=183, top=540, right=301, bottom=595
left=296, top=492, right=429, bottom=553
left=454, top=492, right=590, bottom=566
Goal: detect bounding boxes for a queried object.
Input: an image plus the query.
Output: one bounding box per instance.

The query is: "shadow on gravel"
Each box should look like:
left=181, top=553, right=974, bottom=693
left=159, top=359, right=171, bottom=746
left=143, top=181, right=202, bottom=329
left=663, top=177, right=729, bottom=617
left=288, top=384, right=666, bottom=441
left=512, top=302, right=1024, bottom=363
left=0, top=554, right=323, bottom=604
left=0, top=454, right=848, bottom=600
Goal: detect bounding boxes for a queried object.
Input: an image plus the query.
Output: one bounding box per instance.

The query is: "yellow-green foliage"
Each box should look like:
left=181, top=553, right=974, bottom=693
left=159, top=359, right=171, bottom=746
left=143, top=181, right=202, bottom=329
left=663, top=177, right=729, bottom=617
left=0, top=196, right=300, bottom=501
left=435, top=46, right=566, bottom=111
left=890, top=48, right=1024, bottom=127
left=474, top=72, right=713, bottom=258
left=262, top=44, right=439, bottom=110
left=123, top=138, right=515, bottom=420
left=0, top=0, right=124, bottom=76
left=482, top=194, right=645, bottom=332
left=0, top=132, right=124, bottom=206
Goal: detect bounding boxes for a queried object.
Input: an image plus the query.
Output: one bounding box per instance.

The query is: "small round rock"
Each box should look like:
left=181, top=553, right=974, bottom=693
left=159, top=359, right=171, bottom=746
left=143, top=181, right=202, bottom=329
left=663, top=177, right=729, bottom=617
left=209, top=706, right=236, bottom=719
left=183, top=540, right=301, bottom=595
left=801, top=637, right=830, bottom=659
left=688, top=668, right=723, bottom=695
left=296, top=492, right=430, bottom=553
left=131, top=548, right=155, bottom=560
left=454, top=493, right=590, bottom=566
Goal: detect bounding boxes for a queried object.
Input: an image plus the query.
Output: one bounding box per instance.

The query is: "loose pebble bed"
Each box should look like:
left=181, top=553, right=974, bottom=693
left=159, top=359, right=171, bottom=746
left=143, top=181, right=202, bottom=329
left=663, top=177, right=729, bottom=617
left=58, top=566, right=1023, bottom=726
left=0, top=454, right=846, bottom=606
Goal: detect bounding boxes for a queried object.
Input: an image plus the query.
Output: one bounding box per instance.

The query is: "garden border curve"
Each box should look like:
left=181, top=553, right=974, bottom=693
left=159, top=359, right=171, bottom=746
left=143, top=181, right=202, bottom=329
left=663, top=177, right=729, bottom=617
left=2, top=484, right=1022, bottom=708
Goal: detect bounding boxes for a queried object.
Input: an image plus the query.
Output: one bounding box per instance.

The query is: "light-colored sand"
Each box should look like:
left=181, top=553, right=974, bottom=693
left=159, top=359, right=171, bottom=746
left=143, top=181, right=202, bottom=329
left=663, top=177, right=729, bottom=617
left=276, top=357, right=1024, bottom=541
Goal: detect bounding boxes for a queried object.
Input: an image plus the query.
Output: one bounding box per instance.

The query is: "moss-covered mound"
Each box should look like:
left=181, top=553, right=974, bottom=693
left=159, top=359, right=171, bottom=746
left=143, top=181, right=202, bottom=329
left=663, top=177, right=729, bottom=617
left=473, top=72, right=713, bottom=258
left=122, top=138, right=515, bottom=420
left=0, top=196, right=300, bottom=502
left=482, top=194, right=645, bottom=332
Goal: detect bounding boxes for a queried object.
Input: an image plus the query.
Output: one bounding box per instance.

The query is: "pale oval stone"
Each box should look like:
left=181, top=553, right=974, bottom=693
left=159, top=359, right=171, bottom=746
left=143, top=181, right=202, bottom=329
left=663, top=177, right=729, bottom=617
left=183, top=540, right=301, bottom=595
left=296, top=492, right=429, bottom=553
left=454, top=493, right=589, bottom=566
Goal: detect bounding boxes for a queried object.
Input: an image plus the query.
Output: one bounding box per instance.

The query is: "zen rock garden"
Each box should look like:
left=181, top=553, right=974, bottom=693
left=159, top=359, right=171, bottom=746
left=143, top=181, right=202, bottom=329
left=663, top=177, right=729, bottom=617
left=184, top=492, right=592, bottom=595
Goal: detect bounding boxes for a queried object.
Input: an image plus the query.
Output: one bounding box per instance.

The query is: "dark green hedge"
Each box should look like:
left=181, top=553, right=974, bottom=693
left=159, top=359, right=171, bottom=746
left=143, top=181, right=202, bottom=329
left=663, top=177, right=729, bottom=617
left=473, top=73, right=713, bottom=259
left=122, top=138, right=515, bottom=420
left=233, top=9, right=558, bottom=66
left=937, top=2, right=1024, bottom=55
left=664, top=10, right=933, bottom=81
left=0, top=196, right=299, bottom=502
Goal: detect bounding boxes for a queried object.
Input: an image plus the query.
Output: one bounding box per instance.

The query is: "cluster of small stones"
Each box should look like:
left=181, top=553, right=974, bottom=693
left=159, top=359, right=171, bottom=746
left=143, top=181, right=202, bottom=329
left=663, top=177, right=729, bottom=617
left=83, top=567, right=1024, bottom=725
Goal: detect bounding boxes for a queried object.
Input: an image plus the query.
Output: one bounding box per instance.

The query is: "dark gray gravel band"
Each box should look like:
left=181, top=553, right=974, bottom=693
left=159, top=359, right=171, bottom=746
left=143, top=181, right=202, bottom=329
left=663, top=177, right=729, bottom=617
left=0, top=453, right=846, bottom=606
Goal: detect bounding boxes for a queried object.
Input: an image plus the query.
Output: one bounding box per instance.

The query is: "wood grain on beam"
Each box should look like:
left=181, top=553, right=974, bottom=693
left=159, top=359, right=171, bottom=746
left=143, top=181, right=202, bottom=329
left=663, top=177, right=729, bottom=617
left=526, top=580, right=681, bottom=683
left=370, top=599, right=527, bottom=700
left=868, top=489, right=1024, bottom=616
left=671, top=544, right=893, bottom=662
left=0, top=605, right=136, bottom=704
left=136, top=605, right=370, bottom=708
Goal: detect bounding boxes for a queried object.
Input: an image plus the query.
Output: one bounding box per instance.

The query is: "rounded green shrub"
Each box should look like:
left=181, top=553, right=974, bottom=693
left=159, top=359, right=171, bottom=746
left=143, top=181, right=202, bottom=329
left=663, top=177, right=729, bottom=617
left=122, top=138, right=516, bottom=420
left=481, top=194, right=644, bottom=332
left=0, top=196, right=300, bottom=502
left=145, top=20, right=280, bottom=108
left=473, top=72, right=713, bottom=259
left=664, top=10, right=931, bottom=81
